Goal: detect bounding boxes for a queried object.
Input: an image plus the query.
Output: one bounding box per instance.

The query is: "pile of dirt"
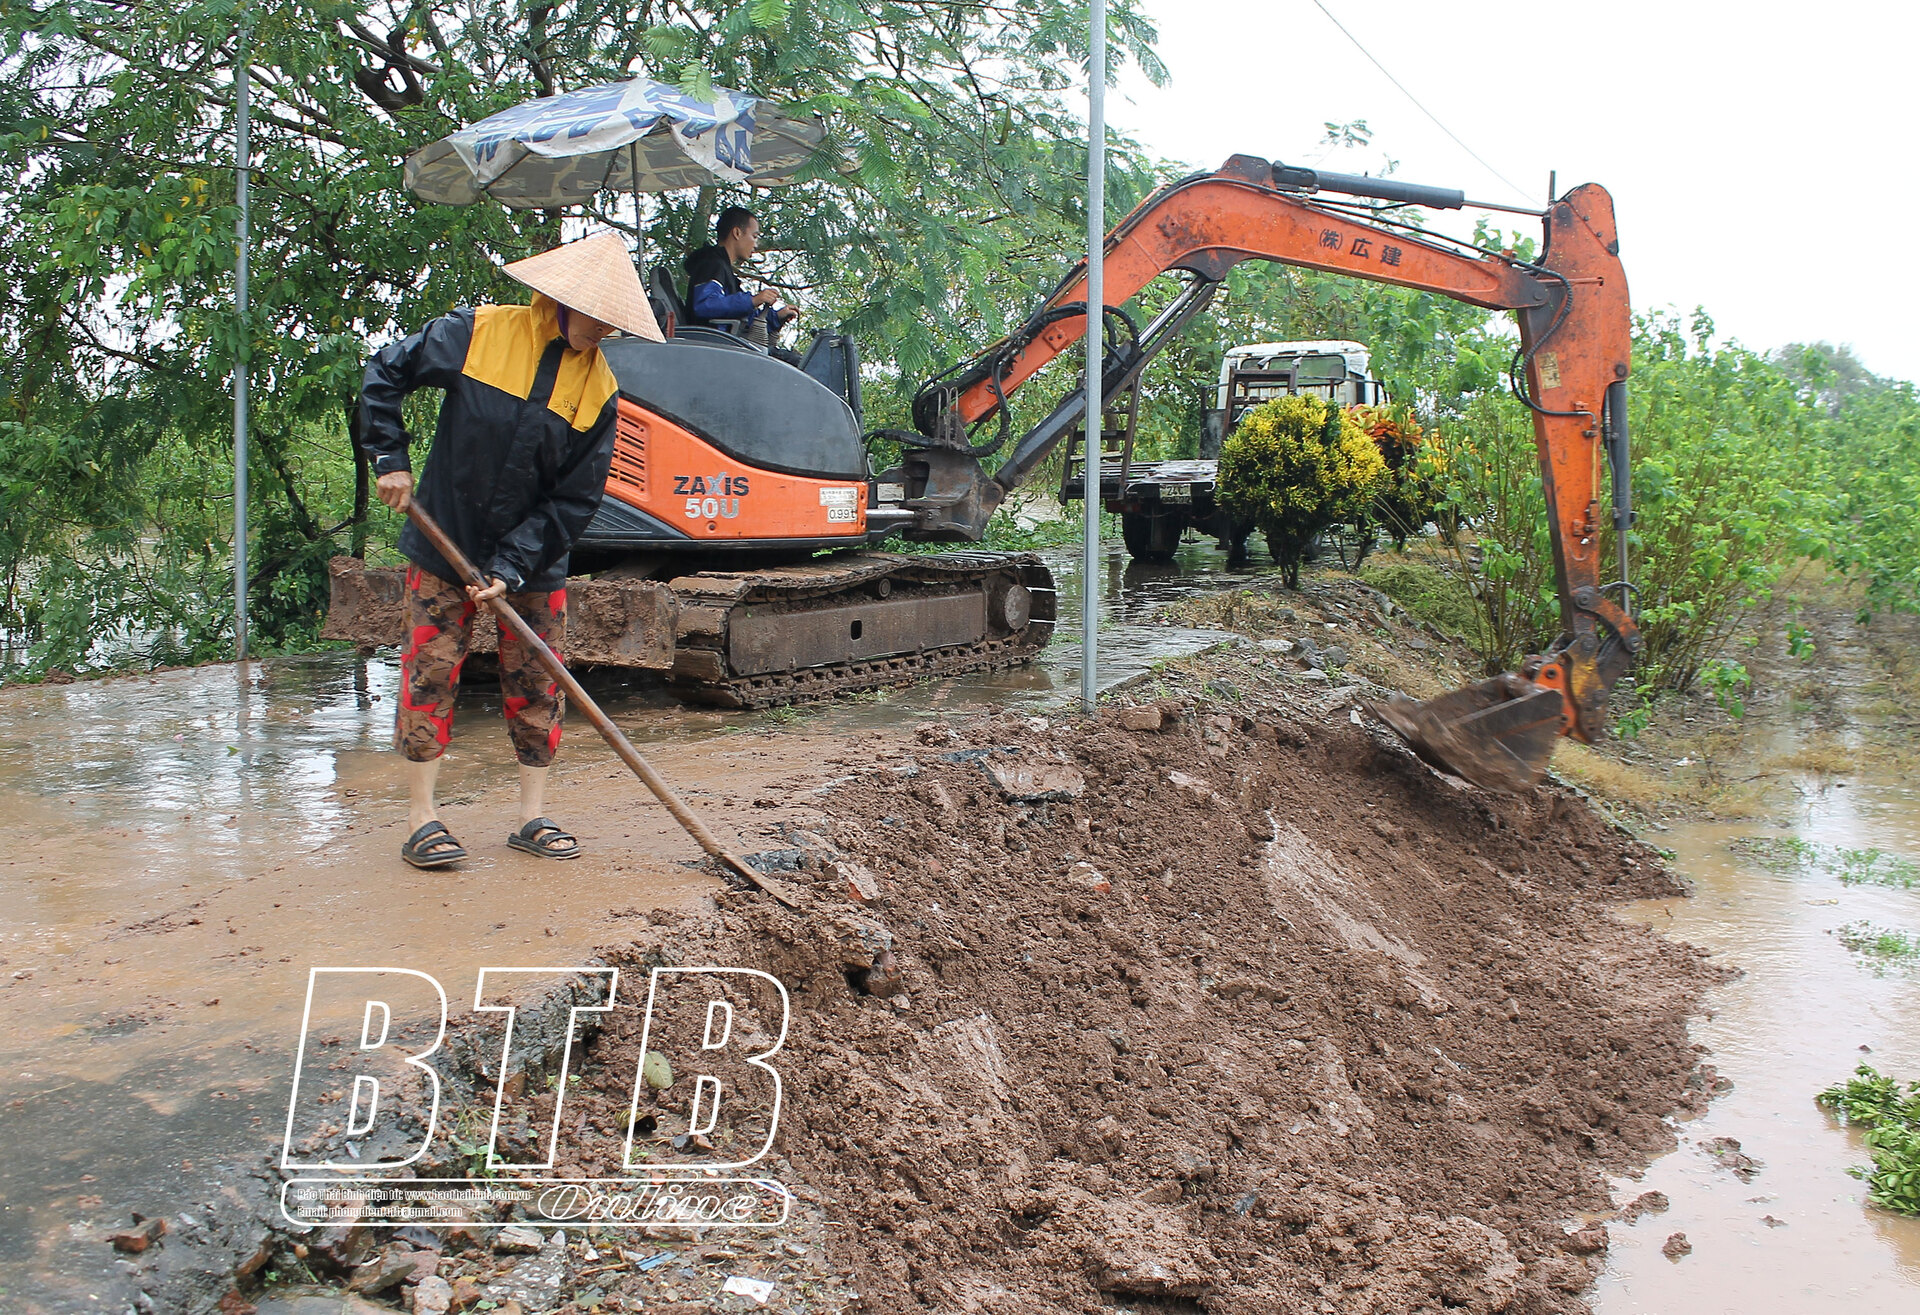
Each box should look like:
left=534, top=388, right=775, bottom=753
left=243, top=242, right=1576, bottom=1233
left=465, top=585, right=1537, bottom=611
left=534, top=662, right=1718, bottom=1314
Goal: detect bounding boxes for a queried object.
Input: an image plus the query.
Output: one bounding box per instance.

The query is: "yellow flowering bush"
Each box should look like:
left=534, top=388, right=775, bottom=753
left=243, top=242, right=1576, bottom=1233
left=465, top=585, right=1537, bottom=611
left=1218, top=395, right=1387, bottom=587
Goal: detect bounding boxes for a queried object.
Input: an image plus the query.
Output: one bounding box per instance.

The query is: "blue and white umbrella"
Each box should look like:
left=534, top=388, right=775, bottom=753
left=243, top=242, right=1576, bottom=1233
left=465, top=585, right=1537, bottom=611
left=405, top=75, right=826, bottom=208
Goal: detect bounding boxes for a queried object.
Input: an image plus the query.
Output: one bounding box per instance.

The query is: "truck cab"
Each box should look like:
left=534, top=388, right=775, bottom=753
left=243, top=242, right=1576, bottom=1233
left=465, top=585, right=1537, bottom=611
left=1203, top=340, right=1386, bottom=457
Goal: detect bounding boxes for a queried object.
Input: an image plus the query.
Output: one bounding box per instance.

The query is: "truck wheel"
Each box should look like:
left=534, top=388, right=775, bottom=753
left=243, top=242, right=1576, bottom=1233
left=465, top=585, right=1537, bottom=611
left=1121, top=511, right=1181, bottom=564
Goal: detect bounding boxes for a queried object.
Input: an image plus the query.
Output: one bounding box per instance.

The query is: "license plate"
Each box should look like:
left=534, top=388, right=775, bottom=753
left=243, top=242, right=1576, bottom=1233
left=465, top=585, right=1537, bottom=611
left=1160, top=483, right=1192, bottom=504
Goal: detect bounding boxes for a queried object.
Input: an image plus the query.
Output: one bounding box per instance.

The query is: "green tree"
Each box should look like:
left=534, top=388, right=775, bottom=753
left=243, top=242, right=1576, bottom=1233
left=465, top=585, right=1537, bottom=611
left=1620, top=312, right=1836, bottom=689
left=1, top=0, right=1167, bottom=676
left=1782, top=343, right=1920, bottom=616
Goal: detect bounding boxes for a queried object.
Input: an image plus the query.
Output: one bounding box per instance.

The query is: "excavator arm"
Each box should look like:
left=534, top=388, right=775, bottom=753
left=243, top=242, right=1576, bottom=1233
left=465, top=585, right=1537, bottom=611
left=889, top=153, right=1640, bottom=791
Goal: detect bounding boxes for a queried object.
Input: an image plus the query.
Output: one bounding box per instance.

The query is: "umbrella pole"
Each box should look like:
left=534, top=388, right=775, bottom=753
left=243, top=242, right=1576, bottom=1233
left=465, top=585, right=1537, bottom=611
left=629, top=143, right=645, bottom=283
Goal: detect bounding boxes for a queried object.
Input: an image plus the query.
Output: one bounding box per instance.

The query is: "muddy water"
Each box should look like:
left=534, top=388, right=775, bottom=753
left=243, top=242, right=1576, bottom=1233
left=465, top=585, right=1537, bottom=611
left=0, top=539, right=1247, bottom=1307
left=1593, top=760, right=1920, bottom=1312
left=844, top=539, right=1252, bottom=716
left=0, top=655, right=736, bottom=1310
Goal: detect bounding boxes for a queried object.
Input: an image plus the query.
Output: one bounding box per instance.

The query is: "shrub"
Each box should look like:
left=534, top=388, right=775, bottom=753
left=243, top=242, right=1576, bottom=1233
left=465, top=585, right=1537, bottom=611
left=1621, top=314, right=1834, bottom=690
left=1217, top=395, right=1385, bottom=588
left=1430, top=394, right=1558, bottom=674
left=1817, top=1065, right=1920, bottom=1216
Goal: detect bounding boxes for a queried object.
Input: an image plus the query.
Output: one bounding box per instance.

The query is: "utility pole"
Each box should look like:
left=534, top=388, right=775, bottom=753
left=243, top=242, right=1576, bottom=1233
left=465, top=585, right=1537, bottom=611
left=233, top=16, right=251, bottom=663
left=1081, top=0, right=1105, bottom=713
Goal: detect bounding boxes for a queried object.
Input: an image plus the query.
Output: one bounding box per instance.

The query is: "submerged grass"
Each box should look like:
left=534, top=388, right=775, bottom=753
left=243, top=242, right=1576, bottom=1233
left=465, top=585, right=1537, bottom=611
left=1817, top=1066, right=1920, bottom=1216
left=1835, top=922, right=1920, bottom=969
left=1727, top=836, right=1920, bottom=889
left=1728, top=835, right=1821, bottom=872
left=1835, top=848, right=1920, bottom=889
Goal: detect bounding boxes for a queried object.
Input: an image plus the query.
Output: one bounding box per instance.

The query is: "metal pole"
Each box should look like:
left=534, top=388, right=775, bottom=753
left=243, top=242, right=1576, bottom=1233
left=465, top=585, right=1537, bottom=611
left=1081, top=0, right=1105, bottom=713
left=630, top=142, right=645, bottom=276
left=232, top=18, right=251, bottom=662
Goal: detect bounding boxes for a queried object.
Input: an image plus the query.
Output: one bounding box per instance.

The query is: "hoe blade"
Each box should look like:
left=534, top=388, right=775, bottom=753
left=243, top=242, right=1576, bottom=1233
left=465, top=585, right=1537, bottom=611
left=1370, top=677, right=1564, bottom=793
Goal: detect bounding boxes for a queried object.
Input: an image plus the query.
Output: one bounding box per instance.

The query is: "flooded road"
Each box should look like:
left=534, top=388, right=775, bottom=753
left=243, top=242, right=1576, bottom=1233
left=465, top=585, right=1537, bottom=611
left=0, top=540, right=1248, bottom=1309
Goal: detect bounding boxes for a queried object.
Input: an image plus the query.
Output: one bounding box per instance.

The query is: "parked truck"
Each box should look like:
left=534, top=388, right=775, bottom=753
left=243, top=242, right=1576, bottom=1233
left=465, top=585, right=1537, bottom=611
left=1059, top=340, right=1388, bottom=563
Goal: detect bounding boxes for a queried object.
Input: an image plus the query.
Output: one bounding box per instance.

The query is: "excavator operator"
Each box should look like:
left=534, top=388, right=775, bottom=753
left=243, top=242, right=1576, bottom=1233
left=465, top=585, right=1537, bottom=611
left=683, top=205, right=801, bottom=364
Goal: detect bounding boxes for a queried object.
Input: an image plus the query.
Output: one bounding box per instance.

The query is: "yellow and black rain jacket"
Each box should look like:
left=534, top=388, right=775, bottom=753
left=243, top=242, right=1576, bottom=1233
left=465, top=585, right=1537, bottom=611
left=359, top=293, right=619, bottom=592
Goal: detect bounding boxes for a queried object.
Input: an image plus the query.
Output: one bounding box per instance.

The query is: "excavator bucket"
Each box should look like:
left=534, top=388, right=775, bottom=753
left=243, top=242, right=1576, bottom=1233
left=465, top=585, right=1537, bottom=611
left=1370, top=676, right=1566, bottom=793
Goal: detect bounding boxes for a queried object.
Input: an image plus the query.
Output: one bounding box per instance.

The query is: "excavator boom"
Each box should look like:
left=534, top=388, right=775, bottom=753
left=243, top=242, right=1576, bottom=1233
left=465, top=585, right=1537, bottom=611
left=893, top=154, right=1639, bottom=790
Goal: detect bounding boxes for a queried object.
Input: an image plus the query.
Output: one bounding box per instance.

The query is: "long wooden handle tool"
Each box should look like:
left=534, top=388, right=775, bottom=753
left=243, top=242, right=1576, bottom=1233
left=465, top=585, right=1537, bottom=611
left=404, top=503, right=804, bottom=907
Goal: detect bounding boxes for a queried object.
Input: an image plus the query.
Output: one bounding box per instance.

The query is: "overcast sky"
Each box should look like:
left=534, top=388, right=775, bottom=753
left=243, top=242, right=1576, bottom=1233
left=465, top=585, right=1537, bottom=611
left=1111, top=1, right=1919, bottom=383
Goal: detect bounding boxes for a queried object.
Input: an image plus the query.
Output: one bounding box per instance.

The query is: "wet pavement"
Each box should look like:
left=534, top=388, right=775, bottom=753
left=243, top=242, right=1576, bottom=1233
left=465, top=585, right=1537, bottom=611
left=0, top=539, right=1252, bottom=1309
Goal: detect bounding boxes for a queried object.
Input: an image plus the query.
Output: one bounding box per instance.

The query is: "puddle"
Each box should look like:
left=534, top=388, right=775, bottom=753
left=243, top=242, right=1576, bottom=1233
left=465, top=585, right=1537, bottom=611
left=813, top=538, right=1260, bottom=720
left=0, top=536, right=1259, bottom=1306
left=1596, top=761, right=1920, bottom=1308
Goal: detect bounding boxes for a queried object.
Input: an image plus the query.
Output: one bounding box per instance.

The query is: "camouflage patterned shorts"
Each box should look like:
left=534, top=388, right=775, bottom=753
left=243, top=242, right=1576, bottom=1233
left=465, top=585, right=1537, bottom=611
left=395, top=565, right=568, bottom=767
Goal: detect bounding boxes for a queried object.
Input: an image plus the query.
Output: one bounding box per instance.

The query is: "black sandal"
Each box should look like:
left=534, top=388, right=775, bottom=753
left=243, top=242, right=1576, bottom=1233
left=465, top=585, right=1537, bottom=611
left=401, top=820, right=468, bottom=869
left=509, top=817, right=582, bottom=860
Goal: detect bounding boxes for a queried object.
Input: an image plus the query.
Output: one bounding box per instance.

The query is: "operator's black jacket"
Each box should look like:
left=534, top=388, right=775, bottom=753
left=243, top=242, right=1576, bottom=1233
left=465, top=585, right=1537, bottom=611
left=358, top=294, right=619, bottom=593
left=682, top=243, right=749, bottom=326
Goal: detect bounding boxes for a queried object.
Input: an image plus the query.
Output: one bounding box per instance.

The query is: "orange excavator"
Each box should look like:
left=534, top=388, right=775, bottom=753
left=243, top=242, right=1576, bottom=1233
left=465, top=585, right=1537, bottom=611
left=326, top=153, right=1638, bottom=791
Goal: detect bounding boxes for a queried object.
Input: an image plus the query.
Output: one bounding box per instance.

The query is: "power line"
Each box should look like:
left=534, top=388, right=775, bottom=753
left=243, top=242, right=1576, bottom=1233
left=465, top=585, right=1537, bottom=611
left=1310, top=0, right=1532, bottom=201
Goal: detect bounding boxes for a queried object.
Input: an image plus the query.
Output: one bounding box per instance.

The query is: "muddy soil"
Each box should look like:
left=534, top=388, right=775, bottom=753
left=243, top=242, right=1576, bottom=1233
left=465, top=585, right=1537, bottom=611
left=342, top=648, right=1723, bottom=1315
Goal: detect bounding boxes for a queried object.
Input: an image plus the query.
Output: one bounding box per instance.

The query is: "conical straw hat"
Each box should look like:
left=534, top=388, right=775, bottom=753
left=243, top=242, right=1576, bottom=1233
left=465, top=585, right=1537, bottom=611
left=503, top=231, right=663, bottom=342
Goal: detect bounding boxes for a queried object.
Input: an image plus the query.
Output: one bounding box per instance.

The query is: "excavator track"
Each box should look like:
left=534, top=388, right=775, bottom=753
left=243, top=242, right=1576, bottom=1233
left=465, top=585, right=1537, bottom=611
left=665, top=552, right=1057, bottom=708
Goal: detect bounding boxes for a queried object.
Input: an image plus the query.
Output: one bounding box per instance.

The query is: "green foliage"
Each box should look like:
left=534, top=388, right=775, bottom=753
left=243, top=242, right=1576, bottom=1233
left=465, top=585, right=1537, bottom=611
left=1786, top=619, right=1816, bottom=660
left=1, top=0, right=1167, bottom=678
left=1728, top=834, right=1820, bottom=872
left=1727, top=836, right=1919, bottom=889
left=1817, top=1065, right=1920, bottom=1216
left=1777, top=343, right=1920, bottom=616
left=1835, top=922, right=1920, bottom=968
left=1698, top=658, right=1751, bottom=719
left=1617, top=314, right=1835, bottom=691
left=1419, top=310, right=1920, bottom=696
left=1357, top=558, right=1475, bottom=638
left=1217, top=395, right=1385, bottom=588
left=1835, top=848, right=1920, bottom=890
left=1612, top=688, right=1656, bottom=740
left=1428, top=394, right=1557, bottom=674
